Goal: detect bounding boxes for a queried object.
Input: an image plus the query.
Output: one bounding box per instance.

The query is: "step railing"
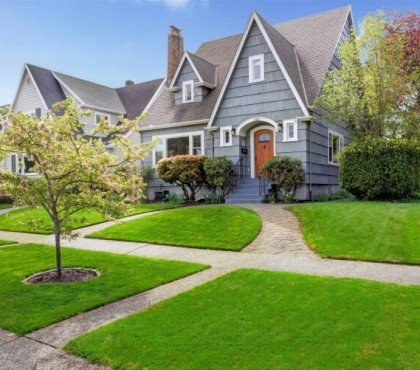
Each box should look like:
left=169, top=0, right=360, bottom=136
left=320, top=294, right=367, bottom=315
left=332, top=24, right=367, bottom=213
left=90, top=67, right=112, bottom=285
left=258, top=176, right=270, bottom=196
left=227, top=158, right=247, bottom=193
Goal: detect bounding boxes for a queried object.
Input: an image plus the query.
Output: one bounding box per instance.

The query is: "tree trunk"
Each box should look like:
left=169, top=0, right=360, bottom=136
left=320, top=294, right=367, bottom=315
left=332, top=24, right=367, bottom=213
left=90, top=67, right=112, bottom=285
left=53, top=219, right=62, bottom=280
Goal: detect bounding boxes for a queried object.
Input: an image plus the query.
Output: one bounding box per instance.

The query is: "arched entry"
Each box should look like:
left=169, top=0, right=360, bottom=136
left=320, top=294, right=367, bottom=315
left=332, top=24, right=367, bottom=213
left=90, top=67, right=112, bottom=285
left=249, top=125, right=276, bottom=178
left=236, top=117, right=279, bottom=178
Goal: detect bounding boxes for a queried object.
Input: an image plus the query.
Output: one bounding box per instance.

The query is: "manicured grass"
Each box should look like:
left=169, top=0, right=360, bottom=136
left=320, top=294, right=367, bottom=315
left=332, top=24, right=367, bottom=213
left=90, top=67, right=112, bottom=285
left=0, top=203, right=179, bottom=234
left=87, top=205, right=262, bottom=251
left=66, top=269, right=420, bottom=369
left=0, top=239, right=17, bottom=246
left=0, top=244, right=206, bottom=334
left=288, top=201, right=420, bottom=264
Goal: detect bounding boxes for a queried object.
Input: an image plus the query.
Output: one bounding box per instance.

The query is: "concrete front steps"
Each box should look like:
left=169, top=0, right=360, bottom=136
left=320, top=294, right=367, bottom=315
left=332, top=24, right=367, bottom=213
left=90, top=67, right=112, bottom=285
left=226, top=178, right=265, bottom=204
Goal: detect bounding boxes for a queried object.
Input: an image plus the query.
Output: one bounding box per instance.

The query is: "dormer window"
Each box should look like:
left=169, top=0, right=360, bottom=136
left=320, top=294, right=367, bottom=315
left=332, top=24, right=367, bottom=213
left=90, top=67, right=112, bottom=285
left=249, top=54, right=264, bottom=83
left=182, top=80, right=194, bottom=103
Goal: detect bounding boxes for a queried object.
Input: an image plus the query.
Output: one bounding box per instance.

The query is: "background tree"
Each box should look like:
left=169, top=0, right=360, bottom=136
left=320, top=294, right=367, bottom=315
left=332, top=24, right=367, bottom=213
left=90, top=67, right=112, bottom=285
left=0, top=99, right=153, bottom=279
left=316, top=11, right=419, bottom=139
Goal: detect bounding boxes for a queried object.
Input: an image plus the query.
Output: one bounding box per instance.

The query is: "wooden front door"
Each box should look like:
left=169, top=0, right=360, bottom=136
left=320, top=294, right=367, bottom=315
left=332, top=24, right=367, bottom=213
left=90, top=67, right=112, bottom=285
left=254, top=129, right=274, bottom=176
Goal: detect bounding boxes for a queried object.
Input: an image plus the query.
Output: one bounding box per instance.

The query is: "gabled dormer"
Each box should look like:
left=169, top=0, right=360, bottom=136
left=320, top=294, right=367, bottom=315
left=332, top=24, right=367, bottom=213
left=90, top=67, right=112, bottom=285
left=169, top=51, right=216, bottom=105
left=166, top=26, right=216, bottom=105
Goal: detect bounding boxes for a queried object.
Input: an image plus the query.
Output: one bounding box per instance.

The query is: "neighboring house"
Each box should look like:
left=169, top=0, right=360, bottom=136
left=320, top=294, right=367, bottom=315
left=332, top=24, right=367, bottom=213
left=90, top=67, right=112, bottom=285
left=4, top=5, right=353, bottom=201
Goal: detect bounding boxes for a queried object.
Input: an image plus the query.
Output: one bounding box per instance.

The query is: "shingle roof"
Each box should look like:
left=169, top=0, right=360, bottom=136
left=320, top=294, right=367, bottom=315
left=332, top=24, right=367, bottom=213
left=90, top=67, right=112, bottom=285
left=27, top=64, right=66, bottom=109
left=142, top=6, right=351, bottom=127
left=274, top=5, right=351, bottom=104
left=186, top=52, right=217, bottom=87
left=24, top=65, right=163, bottom=119
left=140, top=34, right=241, bottom=127
left=53, top=72, right=126, bottom=114
left=116, top=78, right=164, bottom=119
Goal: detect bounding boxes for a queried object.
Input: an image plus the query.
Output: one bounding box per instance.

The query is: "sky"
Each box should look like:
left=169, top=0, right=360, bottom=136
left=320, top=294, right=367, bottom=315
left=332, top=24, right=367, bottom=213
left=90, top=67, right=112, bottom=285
left=0, top=0, right=418, bottom=105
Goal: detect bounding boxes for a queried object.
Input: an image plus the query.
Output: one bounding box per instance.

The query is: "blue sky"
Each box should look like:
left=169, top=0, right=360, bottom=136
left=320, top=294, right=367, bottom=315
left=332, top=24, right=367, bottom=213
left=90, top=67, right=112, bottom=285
left=0, top=0, right=418, bottom=105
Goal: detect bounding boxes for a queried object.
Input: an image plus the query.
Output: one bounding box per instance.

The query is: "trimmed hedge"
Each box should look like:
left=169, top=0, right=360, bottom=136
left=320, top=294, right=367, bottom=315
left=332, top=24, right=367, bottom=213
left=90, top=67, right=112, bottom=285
left=339, top=138, right=420, bottom=200
left=204, top=156, right=233, bottom=201
left=157, top=155, right=207, bottom=202
left=260, top=156, right=305, bottom=203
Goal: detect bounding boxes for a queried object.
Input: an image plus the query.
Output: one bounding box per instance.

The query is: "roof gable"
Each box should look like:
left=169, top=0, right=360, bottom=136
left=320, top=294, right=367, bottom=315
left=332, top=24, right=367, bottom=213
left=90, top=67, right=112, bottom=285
left=208, top=11, right=310, bottom=126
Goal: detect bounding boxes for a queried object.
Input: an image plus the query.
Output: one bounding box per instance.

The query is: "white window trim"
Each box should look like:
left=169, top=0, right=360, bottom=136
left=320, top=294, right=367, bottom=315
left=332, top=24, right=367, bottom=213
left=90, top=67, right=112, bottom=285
left=94, top=112, right=111, bottom=124
left=220, top=126, right=232, bottom=147
left=182, top=80, right=195, bottom=103
left=152, top=130, right=204, bottom=167
left=25, top=109, right=37, bottom=117
left=283, top=119, right=298, bottom=142
left=328, top=130, right=344, bottom=166
left=248, top=54, right=265, bottom=83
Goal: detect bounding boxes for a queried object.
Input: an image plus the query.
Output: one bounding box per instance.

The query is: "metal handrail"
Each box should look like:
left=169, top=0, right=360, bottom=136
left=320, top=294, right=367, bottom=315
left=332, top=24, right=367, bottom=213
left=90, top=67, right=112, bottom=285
left=258, top=175, right=270, bottom=196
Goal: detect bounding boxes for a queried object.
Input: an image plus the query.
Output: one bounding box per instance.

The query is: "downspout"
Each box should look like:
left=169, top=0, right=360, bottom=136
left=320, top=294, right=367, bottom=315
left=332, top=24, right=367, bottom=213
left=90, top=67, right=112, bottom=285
left=204, top=126, right=218, bottom=159
left=297, top=115, right=314, bottom=201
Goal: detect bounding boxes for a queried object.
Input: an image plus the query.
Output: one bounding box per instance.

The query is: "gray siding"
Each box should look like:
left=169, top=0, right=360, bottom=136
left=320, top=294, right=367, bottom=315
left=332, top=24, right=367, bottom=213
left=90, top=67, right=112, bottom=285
left=13, top=70, right=45, bottom=115
left=329, top=15, right=352, bottom=70
left=173, top=60, right=207, bottom=104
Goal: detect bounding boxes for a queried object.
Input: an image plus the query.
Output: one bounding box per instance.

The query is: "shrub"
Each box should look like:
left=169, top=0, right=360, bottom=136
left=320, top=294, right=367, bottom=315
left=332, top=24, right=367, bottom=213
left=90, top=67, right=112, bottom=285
left=260, top=156, right=305, bottom=203
left=165, top=192, right=184, bottom=204
left=339, top=138, right=420, bottom=200
left=157, top=155, right=207, bottom=202
left=204, top=156, right=233, bottom=201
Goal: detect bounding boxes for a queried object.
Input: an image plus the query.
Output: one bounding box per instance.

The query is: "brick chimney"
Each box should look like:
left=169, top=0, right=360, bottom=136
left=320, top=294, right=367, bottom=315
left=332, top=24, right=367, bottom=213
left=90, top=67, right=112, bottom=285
left=167, top=25, right=184, bottom=85
left=125, top=80, right=134, bottom=86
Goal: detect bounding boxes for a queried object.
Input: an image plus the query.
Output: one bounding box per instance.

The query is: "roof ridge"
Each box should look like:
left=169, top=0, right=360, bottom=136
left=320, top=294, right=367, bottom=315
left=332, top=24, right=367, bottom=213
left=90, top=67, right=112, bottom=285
left=116, top=77, right=164, bottom=91
left=53, top=71, right=117, bottom=92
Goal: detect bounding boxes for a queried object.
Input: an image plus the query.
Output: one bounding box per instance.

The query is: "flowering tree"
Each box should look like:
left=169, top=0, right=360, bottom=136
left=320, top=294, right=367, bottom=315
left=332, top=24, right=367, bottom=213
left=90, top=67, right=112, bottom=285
left=0, top=98, right=153, bottom=279
left=316, top=11, right=419, bottom=139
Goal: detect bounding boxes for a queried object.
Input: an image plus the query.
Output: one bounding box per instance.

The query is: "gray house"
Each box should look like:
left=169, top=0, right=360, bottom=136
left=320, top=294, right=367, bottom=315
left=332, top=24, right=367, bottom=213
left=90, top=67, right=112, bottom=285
left=4, top=6, right=353, bottom=202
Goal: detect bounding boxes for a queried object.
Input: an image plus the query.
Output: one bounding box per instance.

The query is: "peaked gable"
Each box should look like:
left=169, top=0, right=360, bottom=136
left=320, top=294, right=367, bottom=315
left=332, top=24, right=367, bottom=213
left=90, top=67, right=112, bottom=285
left=208, top=12, right=310, bottom=126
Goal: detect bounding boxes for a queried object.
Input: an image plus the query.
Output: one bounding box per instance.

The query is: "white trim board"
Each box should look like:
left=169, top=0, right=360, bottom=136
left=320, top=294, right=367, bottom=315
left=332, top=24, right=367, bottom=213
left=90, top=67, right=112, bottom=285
left=207, top=11, right=310, bottom=127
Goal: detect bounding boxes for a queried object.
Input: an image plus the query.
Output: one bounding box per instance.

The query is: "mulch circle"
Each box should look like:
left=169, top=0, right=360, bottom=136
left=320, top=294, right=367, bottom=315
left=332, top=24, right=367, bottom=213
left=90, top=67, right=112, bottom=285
left=24, top=268, right=100, bottom=284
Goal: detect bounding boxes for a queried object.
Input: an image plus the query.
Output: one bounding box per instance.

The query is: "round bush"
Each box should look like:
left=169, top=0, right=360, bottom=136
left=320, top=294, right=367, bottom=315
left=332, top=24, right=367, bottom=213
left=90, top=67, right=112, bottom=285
left=204, top=156, right=233, bottom=201
left=339, top=138, right=420, bottom=200
left=260, top=156, right=305, bottom=203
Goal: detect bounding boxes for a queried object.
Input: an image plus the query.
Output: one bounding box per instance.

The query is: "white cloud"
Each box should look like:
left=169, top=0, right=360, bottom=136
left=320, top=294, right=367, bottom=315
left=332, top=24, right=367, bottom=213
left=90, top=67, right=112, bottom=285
left=147, top=0, right=191, bottom=9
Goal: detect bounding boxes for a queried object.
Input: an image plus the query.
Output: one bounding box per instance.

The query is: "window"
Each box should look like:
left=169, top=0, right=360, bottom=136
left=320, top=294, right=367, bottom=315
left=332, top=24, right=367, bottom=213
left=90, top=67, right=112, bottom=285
left=283, top=119, right=298, bottom=142
left=153, top=131, right=204, bottom=166
left=220, top=126, right=232, bottom=146
left=11, top=155, right=35, bottom=174
left=249, top=54, right=265, bottom=83
left=328, top=131, right=344, bottom=164
left=182, top=80, right=194, bottom=103
left=95, top=113, right=111, bottom=125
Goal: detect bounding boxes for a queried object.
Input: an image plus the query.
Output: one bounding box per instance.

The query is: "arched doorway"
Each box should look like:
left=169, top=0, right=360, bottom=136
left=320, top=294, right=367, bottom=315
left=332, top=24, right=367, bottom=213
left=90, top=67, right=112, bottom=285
left=249, top=125, right=276, bottom=178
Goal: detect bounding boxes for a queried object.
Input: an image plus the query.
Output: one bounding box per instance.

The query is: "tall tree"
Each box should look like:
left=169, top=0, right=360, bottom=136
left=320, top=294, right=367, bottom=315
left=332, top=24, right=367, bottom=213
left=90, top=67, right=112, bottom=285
left=0, top=98, right=153, bottom=279
left=316, top=11, right=419, bottom=139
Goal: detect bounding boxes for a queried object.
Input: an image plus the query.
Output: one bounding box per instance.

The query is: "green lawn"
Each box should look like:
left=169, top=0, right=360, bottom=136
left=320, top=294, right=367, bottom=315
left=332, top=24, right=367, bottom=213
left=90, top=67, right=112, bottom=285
left=87, top=205, right=262, bottom=251
left=0, top=204, right=12, bottom=210
left=0, top=244, right=206, bottom=334
left=0, top=203, right=179, bottom=234
left=288, top=201, right=420, bottom=264
left=66, top=269, right=420, bottom=369
left=0, top=239, right=16, bottom=246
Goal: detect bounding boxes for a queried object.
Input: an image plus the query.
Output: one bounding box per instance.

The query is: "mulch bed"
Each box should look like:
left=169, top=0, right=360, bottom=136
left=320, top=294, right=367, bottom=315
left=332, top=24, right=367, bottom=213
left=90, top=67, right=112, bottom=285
left=24, top=268, right=99, bottom=284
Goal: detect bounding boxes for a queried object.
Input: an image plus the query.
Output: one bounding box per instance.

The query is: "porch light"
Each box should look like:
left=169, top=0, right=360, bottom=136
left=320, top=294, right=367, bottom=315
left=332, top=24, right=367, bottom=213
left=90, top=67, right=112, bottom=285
left=230, top=127, right=236, bottom=136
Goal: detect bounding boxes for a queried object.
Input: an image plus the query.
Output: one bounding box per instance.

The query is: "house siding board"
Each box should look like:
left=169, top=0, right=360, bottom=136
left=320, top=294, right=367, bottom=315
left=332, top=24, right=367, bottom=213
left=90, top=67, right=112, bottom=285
left=174, top=60, right=204, bottom=105
left=13, top=71, right=45, bottom=115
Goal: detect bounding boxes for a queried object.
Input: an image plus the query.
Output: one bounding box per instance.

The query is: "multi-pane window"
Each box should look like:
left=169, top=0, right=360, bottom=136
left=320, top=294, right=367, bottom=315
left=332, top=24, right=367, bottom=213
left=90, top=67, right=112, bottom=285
left=283, top=119, right=298, bottom=142
left=248, top=54, right=265, bottom=83
left=153, top=132, right=203, bottom=166
left=328, top=131, right=344, bottom=164
left=182, top=80, right=194, bottom=103
left=220, top=126, right=232, bottom=146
